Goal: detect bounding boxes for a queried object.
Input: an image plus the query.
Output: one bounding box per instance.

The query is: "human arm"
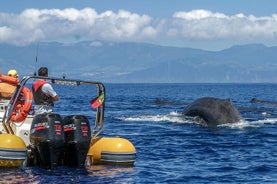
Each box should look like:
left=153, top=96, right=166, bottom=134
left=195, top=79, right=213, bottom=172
left=41, top=83, right=59, bottom=102
left=52, top=95, right=59, bottom=101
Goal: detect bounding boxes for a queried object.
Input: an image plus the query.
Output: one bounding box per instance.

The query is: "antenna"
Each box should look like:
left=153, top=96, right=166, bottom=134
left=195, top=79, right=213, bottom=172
left=34, top=43, right=39, bottom=76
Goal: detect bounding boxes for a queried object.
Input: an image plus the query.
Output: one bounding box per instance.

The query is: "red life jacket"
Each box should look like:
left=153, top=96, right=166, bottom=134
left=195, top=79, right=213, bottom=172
left=32, top=80, right=54, bottom=106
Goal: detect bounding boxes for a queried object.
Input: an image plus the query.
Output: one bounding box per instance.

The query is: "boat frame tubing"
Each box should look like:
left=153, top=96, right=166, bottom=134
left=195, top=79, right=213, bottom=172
left=1, top=75, right=106, bottom=138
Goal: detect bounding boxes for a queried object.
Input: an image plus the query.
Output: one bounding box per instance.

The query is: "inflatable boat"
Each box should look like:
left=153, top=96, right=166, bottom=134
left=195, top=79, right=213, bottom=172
left=0, top=73, right=136, bottom=169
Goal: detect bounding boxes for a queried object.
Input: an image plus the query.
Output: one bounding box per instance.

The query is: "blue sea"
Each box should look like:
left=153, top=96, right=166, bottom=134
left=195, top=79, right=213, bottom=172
left=1, top=83, right=277, bottom=183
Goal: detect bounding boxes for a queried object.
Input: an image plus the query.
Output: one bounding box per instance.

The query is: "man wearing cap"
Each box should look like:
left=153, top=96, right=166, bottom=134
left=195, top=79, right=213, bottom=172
left=8, top=69, right=19, bottom=78
left=32, top=67, right=59, bottom=115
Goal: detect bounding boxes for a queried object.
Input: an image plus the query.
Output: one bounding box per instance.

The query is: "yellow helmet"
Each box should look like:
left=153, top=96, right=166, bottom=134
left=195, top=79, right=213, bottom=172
left=7, top=69, right=18, bottom=78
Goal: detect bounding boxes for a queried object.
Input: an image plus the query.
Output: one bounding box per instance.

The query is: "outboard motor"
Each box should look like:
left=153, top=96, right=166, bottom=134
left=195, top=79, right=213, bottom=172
left=29, top=113, right=64, bottom=169
left=63, top=115, right=91, bottom=167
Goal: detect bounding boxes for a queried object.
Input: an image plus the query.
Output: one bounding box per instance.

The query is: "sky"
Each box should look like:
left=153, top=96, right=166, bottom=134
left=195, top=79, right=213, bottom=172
left=1, top=0, right=277, bottom=50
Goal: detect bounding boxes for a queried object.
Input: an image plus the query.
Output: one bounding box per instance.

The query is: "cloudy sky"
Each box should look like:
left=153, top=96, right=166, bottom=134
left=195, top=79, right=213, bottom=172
left=1, top=0, right=277, bottom=50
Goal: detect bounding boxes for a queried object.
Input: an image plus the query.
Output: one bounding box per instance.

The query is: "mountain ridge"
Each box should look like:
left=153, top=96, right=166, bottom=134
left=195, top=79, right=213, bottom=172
left=1, top=41, right=276, bottom=83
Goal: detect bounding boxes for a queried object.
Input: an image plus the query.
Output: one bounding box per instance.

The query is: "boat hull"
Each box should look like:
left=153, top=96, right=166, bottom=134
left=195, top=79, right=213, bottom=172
left=0, top=134, right=27, bottom=167
left=87, top=137, right=136, bottom=165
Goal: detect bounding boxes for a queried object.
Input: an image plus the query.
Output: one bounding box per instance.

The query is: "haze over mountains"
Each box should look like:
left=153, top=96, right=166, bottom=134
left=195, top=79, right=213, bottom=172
left=1, top=41, right=276, bottom=83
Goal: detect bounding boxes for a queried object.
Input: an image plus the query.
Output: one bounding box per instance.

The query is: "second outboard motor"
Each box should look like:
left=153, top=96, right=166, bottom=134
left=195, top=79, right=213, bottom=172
left=29, top=113, right=64, bottom=169
left=63, top=115, right=91, bottom=167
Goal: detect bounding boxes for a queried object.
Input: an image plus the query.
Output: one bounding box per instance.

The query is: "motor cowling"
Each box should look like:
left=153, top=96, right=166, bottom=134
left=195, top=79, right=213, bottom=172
left=63, top=115, right=91, bottom=167
left=29, top=113, right=64, bottom=169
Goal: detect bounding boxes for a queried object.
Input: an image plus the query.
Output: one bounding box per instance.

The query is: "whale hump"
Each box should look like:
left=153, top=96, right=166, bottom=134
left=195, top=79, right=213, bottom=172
left=183, top=97, right=243, bottom=126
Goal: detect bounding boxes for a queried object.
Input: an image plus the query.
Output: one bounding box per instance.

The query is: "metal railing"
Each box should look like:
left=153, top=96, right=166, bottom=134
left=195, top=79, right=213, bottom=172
left=1, top=75, right=105, bottom=138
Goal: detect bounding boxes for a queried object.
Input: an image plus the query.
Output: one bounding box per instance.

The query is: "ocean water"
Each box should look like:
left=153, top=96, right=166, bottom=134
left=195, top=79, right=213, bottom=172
left=1, top=83, right=277, bottom=183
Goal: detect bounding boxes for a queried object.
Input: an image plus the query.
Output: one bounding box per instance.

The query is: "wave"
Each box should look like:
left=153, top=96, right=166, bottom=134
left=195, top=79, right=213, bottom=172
left=116, top=111, right=191, bottom=124
left=116, top=111, right=277, bottom=128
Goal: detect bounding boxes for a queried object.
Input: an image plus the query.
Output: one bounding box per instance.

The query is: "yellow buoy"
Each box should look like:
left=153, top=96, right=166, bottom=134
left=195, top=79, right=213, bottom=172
left=87, top=137, right=136, bottom=165
left=0, top=134, right=27, bottom=167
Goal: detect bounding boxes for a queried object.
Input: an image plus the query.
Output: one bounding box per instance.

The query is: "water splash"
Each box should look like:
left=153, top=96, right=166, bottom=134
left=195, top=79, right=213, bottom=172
left=116, top=111, right=192, bottom=124
left=117, top=111, right=277, bottom=129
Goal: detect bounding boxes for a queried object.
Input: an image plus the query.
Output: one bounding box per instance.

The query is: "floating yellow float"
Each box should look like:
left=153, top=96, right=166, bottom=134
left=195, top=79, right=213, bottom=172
left=0, top=134, right=27, bottom=167
left=87, top=137, right=136, bottom=165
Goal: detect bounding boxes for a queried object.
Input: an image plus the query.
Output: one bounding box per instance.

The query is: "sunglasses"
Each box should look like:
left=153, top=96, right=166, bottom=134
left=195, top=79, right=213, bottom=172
left=8, top=74, right=18, bottom=78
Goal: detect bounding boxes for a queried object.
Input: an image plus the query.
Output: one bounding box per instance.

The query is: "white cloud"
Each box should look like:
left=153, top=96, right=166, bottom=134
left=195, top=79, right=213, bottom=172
left=0, top=8, right=276, bottom=47
left=173, top=9, right=227, bottom=20
left=89, top=41, right=103, bottom=47
left=169, top=9, right=277, bottom=41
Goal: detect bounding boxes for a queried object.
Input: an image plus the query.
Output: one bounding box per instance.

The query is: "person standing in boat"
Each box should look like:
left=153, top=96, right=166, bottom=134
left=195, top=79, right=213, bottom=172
left=32, top=67, right=59, bottom=115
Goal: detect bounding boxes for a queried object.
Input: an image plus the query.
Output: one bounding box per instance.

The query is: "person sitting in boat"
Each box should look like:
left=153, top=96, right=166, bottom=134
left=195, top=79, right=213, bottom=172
left=32, top=67, right=59, bottom=115
left=8, top=69, right=19, bottom=78
left=0, top=69, right=19, bottom=100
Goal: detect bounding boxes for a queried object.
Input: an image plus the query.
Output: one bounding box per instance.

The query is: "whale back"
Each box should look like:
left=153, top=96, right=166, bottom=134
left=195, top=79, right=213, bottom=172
left=183, top=97, right=243, bottom=126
